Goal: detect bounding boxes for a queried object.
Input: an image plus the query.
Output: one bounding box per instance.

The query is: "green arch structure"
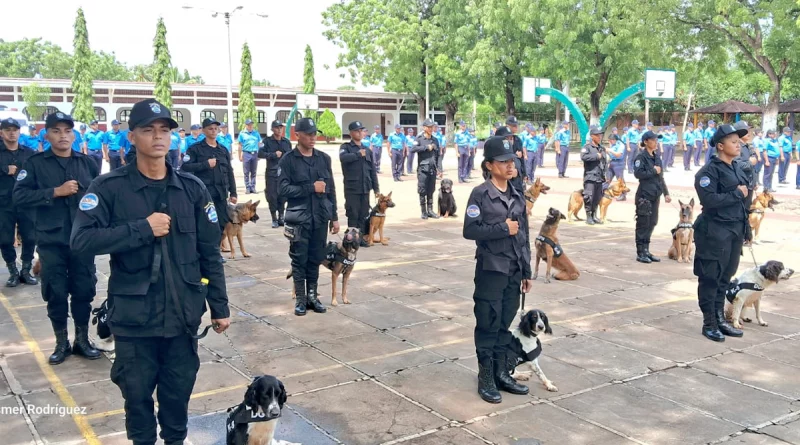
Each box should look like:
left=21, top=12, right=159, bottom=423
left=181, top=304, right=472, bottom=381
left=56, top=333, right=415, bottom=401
left=284, top=104, right=299, bottom=139
left=598, top=82, right=645, bottom=130
left=535, top=87, right=589, bottom=146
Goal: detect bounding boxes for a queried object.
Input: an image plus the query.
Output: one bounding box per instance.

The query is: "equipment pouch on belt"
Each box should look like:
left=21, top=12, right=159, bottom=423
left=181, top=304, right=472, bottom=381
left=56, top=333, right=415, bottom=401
left=283, top=224, right=299, bottom=242
left=636, top=198, right=652, bottom=217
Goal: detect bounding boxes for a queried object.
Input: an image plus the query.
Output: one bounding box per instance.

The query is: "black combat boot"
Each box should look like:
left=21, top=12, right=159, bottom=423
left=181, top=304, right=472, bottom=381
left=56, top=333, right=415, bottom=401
left=493, top=352, right=529, bottom=395
left=306, top=282, right=327, bottom=313
left=294, top=280, right=307, bottom=316
left=49, top=327, right=72, bottom=365
left=73, top=323, right=101, bottom=360
left=19, top=261, right=38, bottom=285
left=420, top=196, right=428, bottom=220
left=644, top=243, right=660, bottom=262
left=426, top=198, right=439, bottom=219
left=278, top=211, right=285, bottom=227
left=701, top=309, right=725, bottom=342
left=716, top=305, right=743, bottom=337
left=592, top=209, right=604, bottom=225
left=5, top=262, right=20, bottom=288
left=271, top=211, right=280, bottom=229
left=477, top=356, right=502, bottom=404
left=636, top=244, right=652, bottom=264
left=585, top=209, right=595, bottom=226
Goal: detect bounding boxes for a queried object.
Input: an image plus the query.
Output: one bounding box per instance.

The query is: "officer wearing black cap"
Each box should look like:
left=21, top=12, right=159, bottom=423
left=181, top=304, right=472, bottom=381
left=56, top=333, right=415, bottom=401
left=733, top=121, right=758, bottom=209
left=181, top=117, right=238, bottom=247
left=258, top=120, right=291, bottom=228
left=410, top=119, right=441, bottom=219
left=13, top=112, right=100, bottom=365
left=279, top=118, right=339, bottom=316
left=633, top=130, right=671, bottom=263
left=506, top=116, right=528, bottom=188
left=580, top=126, right=608, bottom=225
left=340, top=121, right=379, bottom=246
left=694, top=124, right=750, bottom=342
left=464, top=136, right=533, bottom=404
left=1, top=117, right=38, bottom=287
left=70, top=98, right=230, bottom=445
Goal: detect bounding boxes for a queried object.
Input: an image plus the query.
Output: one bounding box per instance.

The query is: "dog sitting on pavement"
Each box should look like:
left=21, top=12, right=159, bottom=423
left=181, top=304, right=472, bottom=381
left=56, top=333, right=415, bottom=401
left=725, top=260, right=794, bottom=329
left=226, top=375, right=286, bottom=445
left=524, top=178, right=550, bottom=216
left=534, top=208, right=580, bottom=283
left=566, top=178, right=629, bottom=223
left=367, top=192, right=395, bottom=246
left=437, top=179, right=457, bottom=218
left=288, top=227, right=361, bottom=306
left=667, top=198, right=695, bottom=263
left=749, top=190, right=778, bottom=242
left=507, top=309, right=558, bottom=392
left=222, top=200, right=260, bottom=259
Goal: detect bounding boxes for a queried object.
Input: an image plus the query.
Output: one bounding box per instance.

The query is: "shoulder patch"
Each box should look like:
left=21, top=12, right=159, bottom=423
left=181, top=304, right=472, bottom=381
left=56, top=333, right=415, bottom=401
left=699, top=176, right=711, bottom=188
left=634, top=159, right=641, bottom=168
left=204, top=202, right=219, bottom=223
left=277, top=166, right=282, bottom=176
left=16, top=170, right=27, bottom=181
left=466, top=204, right=480, bottom=218
left=340, top=149, right=347, bottom=154
left=183, top=154, right=190, bottom=162
left=79, top=193, right=99, bottom=211
left=581, top=148, right=588, bottom=153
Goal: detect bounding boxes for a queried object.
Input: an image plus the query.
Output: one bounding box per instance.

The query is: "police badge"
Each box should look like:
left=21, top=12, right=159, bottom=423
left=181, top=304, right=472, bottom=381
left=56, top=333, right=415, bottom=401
left=150, top=102, right=161, bottom=114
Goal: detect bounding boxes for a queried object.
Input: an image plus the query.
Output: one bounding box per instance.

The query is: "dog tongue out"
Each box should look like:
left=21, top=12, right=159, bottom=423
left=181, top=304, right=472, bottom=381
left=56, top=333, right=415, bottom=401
left=346, top=234, right=353, bottom=241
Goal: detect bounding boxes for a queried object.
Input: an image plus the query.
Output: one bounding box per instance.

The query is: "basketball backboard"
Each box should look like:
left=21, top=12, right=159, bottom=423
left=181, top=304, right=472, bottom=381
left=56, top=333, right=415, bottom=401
left=522, top=77, right=551, bottom=104
left=296, top=93, right=319, bottom=111
left=644, top=69, right=676, bottom=100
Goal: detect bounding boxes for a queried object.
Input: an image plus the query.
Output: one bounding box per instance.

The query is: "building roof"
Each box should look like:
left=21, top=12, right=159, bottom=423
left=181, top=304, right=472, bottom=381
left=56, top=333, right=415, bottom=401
left=779, top=99, right=800, bottom=113
left=691, top=100, right=762, bottom=114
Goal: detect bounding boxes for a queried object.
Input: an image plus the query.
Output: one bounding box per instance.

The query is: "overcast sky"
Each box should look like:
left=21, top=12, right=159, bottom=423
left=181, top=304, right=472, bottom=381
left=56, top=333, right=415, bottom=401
left=1, top=0, right=383, bottom=92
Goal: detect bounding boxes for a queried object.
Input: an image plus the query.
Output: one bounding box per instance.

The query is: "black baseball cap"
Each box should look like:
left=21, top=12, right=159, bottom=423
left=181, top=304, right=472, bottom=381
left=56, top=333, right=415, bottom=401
left=295, top=118, right=321, bottom=134
left=271, top=120, right=285, bottom=128
left=589, top=126, right=604, bottom=135
left=422, top=118, right=436, bottom=127
left=709, top=124, right=748, bottom=148
left=202, top=117, right=221, bottom=128
left=483, top=136, right=516, bottom=162
left=128, top=99, right=178, bottom=130
left=89, top=119, right=99, bottom=125
left=45, top=112, right=75, bottom=129
left=506, top=116, right=519, bottom=126
left=348, top=121, right=365, bottom=131
left=495, top=126, right=511, bottom=137
left=639, top=130, right=662, bottom=147
left=0, top=118, right=21, bottom=130
left=733, top=121, right=749, bottom=131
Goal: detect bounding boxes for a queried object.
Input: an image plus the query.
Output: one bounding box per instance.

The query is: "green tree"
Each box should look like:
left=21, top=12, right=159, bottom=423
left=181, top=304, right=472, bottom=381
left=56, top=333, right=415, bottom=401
left=238, top=43, right=258, bottom=132
left=303, top=45, right=316, bottom=94
left=91, top=51, right=134, bottom=81
left=317, top=109, right=341, bottom=142
left=0, top=39, right=72, bottom=78
left=152, top=18, right=173, bottom=108
left=253, top=79, right=275, bottom=87
left=336, top=85, right=355, bottom=90
left=22, top=83, right=50, bottom=121
left=71, top=8, right=95, bottom=123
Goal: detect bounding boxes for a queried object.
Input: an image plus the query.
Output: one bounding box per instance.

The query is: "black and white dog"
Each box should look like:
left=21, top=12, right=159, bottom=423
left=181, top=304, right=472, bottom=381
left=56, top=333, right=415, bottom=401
left=725, top=260, right=794, bottom=329
left=226, top=375, right=287, bottom=445
left=508, top=309, right=558, bottom=392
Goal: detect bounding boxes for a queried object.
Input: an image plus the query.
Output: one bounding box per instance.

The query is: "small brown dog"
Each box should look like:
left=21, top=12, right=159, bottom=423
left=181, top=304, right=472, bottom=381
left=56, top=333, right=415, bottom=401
left=534, top=208, right=580, bottom=283
left=566, top=178, right=629, bottom=223
left=222, top=200, right=260, bottom=259
left=367, top=192, right=395, bottom=246
left=524, top=178, right=550, bottom=216
left=749, top=190, right=778, bottom=242
left=668, top=198, right=695, bottom=263
left=288, top=227, right=361, bottom=306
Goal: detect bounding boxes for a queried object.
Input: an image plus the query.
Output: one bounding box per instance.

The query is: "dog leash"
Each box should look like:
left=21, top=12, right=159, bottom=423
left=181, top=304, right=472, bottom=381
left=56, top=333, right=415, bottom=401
left=748, top=244, right=758, bottom=267
left=222, top=329, right=254, bottom=379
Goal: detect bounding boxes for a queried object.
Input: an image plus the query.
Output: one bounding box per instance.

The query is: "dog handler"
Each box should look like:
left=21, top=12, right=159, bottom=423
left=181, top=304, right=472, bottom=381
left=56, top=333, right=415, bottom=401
left=633, top=130, right=672, bottom=263
left=411, top=119, right=441, bottom=220
left=340, top=121, right=380, bottom=248
left=70, top=99, right=231, bottom=445
left=693, top=124, right=750, bottom=342
left=463, top=136, right=533, bottom=404
left=580, top=126, right=608, bottom=226
left=258, top=120, right=291, bottom=228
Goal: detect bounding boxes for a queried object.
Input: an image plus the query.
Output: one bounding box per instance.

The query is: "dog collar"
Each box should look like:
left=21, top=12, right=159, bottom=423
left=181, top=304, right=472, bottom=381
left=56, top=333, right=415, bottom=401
left=536, top=235, right=563, bottom=258
left=725, top=282, right=765, bottom=303
left=676, top=222, right=693, bottom=229
left=373, top=212, right=385, bottom=217
left=750, top=208, right=764, bottom=214
left=525, top=195, right=537, bottom=204
left=226, top=404, right=279, bottom=430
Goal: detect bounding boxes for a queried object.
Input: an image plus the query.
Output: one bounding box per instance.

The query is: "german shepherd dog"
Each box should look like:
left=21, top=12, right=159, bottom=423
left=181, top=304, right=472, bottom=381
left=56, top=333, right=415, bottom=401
left=222, top=200, right=260, bottom=259
left=566, top=178, right=629, bottom=223
left=437, top=179, right=457, bottom=218
left=524, top=178, right=550, bottom=216
left=288, top=227, right=361, bottom=306
left=534, top=208, right=580, bottom=283
left=367, top=192, right=395, bottom=247
left=749, top=190, right=779, bottom=242
left=667, top=199, right=695, bottom=263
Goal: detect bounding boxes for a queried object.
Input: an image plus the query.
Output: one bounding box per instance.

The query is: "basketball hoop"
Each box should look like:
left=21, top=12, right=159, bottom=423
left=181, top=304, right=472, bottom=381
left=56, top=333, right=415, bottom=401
left=296, top=93, right=319, bottom=111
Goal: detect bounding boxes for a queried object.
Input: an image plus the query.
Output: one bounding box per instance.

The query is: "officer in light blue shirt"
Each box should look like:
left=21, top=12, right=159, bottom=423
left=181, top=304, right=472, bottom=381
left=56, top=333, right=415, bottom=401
left=237, top=119, right=262, bottom=194
left=21, top=125, right=39, bottom=150
left=83, top=120, right=105, bottom=171
left=72, top=126, right=84, bottom=153
left=762, top=129, right=780, bottom=192
left=405, top=127, right=416, bottom=175
left=693, top=122, right=705, bottom=166
left=752, top=128, right=765, bottom=183
left=370, top=125, right=384, bottom=174
left=625, top=120, right=642, bottom=173
left=103, top=119, right=125, bottom=171
left=607, top=134, right=627, bottom=200
left=468, top=127, right=478, bottom=177
left=523, top=123, right=539, bottom=182
left=38, top=127, right=51, bottom=151
left=703, top=120, right=717, bottom=163
left=555, top=120, right=571, bottom=178
left=168, top=127, right=182, bottom=168
left=217, top=122, right=233, bottom=152
left=682, top=123, right=695, bottom=171
left=454, top=121, right=471, bottom=182
left=662, top=124, right=677, bottom=171
left=388, top=124, right=406, bottom=181
left=777, top=126, right=793, bottom=184
left=185, top=124, right=204, bottom=149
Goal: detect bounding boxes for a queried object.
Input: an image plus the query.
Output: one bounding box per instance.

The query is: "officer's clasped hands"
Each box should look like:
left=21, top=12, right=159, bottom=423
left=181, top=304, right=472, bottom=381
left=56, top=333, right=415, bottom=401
left=7, top=165, right=17, bottom=175
left=313, top=180, right=326, bottom=193
left=506, top=218, right=519, bottom=236
left=54, top=180, right=79, bottom=197
left=208, top=158, right=217, bottom=168
left=147, top=213, right=171, bottom=237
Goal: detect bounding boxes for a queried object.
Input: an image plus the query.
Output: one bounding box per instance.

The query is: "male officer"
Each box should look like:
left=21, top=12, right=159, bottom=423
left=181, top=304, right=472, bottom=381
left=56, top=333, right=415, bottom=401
left=663, top=124, right=677, bottom=170
left=537, top=125, right=547, bottom=167
left=181, top=118, right=238, bottom=246
left=77, top=124, right=88, bottom=153
left=580, top=127, right=607, bottom=225
left=455, top=121, right=471, bottom=183
left=506, top=116, right=527, bottom=185
left=693, top=124, right=749, bottom=342
left=279, top=118, right=339, bottom=316
left=70, top=98, right=231, bottom=445
left=694, top=122, right=705, bottom=166
left=38, top=126, right=51, bottom=152
left=370, top=125, right=384, bottom=174
left=411, top=119, right=440, bottom=219
left=14, top=112, right=100, bottom=365
left=388, top=124, right=406, bottom=182
left=405, top=127, right=417, bottom=175
left=633, top=131, right=671, bottom=263
left=185, top=124, right=204, bottom=148
left=607, top=134, right=627, bottom=201
left=237, top=119, right=262, bottom=194
left=778, top=126, right=793, bottom=185
left=103, top=120, right=125, bottom=170
left=217, top=122, right=233, bottom=152
left=468, top=126, right=478, bottom=177
left=683, top=123, right=696, bottom=171
left=258, top=120, right=291, bottom=228
left=23, top=125, right=41, bottom=151
left=340, top=121, right=379, bottom=247
left=625, top=120, right=642, bottom=173
left=734, top=121, right=758, bottom=209
left=554, top=121, right=571, bottom=178
left=1, top=118, right=38, bottom=287
left=762, top=129, right=780, bottom=192
left=167, top=127, right=182, bottom=168
left=704, top=120, right=717, bottom=163
left=434, top=126, right=447, bottom=172
left=85, top=120, right=105, bottom=171
left=524, top=125, right=539, bottom=182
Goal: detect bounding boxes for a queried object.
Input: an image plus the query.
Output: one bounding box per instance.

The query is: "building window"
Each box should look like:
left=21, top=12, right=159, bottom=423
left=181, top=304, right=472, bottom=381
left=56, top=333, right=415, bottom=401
left=432, top=114, right=446, bottom=126
left=22, top=106, right=60, bottom=121
left=399, top=113, right=418, bottom=126
left=93, top=107, right=107, bottom=122
left=257, top=111, right=267, bottom=123
left=201, top=111, right=217, bottom=121
left=172, top=110, right=184, bottom=123
left=223, top=111, right=241, bottom=124
left=119, top=110, right=131, bottom=123
left=276, top=110, right=302, bottom=124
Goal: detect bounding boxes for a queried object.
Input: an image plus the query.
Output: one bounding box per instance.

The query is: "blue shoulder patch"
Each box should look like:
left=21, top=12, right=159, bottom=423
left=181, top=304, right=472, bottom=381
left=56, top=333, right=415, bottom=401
left=79, top=193, right=99, bottom=211
left=466, top=205, right=480, bottom=218
left=699, top=176, right=711, bottom=188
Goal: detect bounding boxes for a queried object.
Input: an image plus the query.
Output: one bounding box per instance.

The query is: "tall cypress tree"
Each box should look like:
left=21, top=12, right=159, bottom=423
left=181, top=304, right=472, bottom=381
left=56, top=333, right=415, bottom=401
left=152, top=18, right=173, bottom=108
left=302, top=45, right=316, bottom=120
left=238, top=43, right=257, bottom=132
left=71, top=8, right=95, bottom=123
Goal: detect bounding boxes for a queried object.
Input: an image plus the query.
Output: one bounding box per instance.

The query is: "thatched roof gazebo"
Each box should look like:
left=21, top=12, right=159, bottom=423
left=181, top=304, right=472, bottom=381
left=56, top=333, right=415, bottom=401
left=691, top=100, right=763, bottom=115
left=779, top=99, right=800, bottom=113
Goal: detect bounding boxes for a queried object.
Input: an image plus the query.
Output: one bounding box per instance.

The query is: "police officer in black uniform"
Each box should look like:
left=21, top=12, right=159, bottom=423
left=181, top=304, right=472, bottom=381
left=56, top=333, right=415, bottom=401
left=340, top=121, right=380, bottom=247
left=463, top=136, right=533, bottom=404
left=410, top=119, right=441, bottom=220
left=279, top=118, right=340, bottom=316
left=694, top=124, right=750, bottom=342
left=1, top=118, right=38, bottom=287
left=506, top=116, right=528, bottom=190
left=70, top=98, right=231, bottom=445
left=181, top=117, right=238, bottom=247
left=258, top=120, right=291, bottom=228
left=733, top=121, right=758, bottom=210
left=580, top=126, right=608, bottom=225
left=633, top=130, right=672, bottom=263
left=14, top=112, right=100, bottom=365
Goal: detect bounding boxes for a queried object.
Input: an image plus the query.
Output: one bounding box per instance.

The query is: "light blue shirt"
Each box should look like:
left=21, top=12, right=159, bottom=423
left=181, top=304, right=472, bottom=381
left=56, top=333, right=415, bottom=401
left=469, top=134, right=478, bottom=149
left=370, top=133, right=384, bottom=149
left=170, top=132, right=182, bottom=151
left=434, top=132, right=445, bottom=148
left=21, top=134, right=40, bottom=150
left=85, top=129, right=104, bottom=151
left=119, top=129, right=131, bottom=154
left=778, top=135, right=793, bottom=153
left=388, top=132, right=405, bottom=150
left=556, top=129, right=570, bottom=146
left=362, top=137, right=371, bottom=149
left=185, top=134, right=205, bottom=150
left=237, top=130, right=261, bottom=153
left=704, top=127, right=715, bottom=143
left=524, top=134, right=538, bottom=152
left=72, top=130, right=83, bottom=153
left=610, top=141, right=625, bottom=160
left=764, top=138, right=780, bottom=158
left=454, top=131, right=470, bottom=147
left=405, top=134, right=416, bottom=148
left=217, top=133, right=233, bottom=151
left=103, top=130, right=124, bottom=151
left=683, top=130, right=696, bottom=145
left=625, top=128, right=641, bottom=145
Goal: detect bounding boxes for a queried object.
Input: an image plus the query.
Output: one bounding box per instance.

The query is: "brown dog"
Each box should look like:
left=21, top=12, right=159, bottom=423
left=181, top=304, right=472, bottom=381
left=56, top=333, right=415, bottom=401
left=288, top=227, right=361, bottom=306
left=534, top=208, right=580, bottom=283
left=566, top=178, right=629, bottom=223
left=524, top=178, right=550, bottom=216
left=367, top=192, right=395, bottom=246
left=222, top=200, right=260, bottom=259
left=749, top=190, right=778, bottom=242
left=667, top=198, right=695, bottom=263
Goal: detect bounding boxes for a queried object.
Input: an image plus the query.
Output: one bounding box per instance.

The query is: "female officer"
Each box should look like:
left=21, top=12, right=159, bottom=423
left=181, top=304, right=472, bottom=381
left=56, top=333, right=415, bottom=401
left=463, top=136, right=534, bottom=404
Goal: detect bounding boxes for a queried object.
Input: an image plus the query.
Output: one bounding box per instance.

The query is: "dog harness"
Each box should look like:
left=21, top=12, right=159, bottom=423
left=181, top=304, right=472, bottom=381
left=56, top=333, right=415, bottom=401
left=508, top=335, right=542, bottom=373
left=725, top=281, right=765, bottom=303
left=535, top=235, right=563, bottom=258
left=226, top=403, right=278, bottom=434
left=525, top=195, right=537, bottom=204
left=324, top=241, right=356, bottom=273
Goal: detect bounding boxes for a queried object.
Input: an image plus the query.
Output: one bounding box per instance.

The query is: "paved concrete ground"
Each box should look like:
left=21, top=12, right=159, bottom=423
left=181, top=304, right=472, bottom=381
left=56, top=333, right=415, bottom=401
left=1, top=145, right=800, bottom=445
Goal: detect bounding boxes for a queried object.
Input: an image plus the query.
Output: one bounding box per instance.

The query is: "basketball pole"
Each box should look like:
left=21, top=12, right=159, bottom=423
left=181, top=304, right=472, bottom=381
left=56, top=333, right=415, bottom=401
left=644, top=100, right=650, bottom=125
